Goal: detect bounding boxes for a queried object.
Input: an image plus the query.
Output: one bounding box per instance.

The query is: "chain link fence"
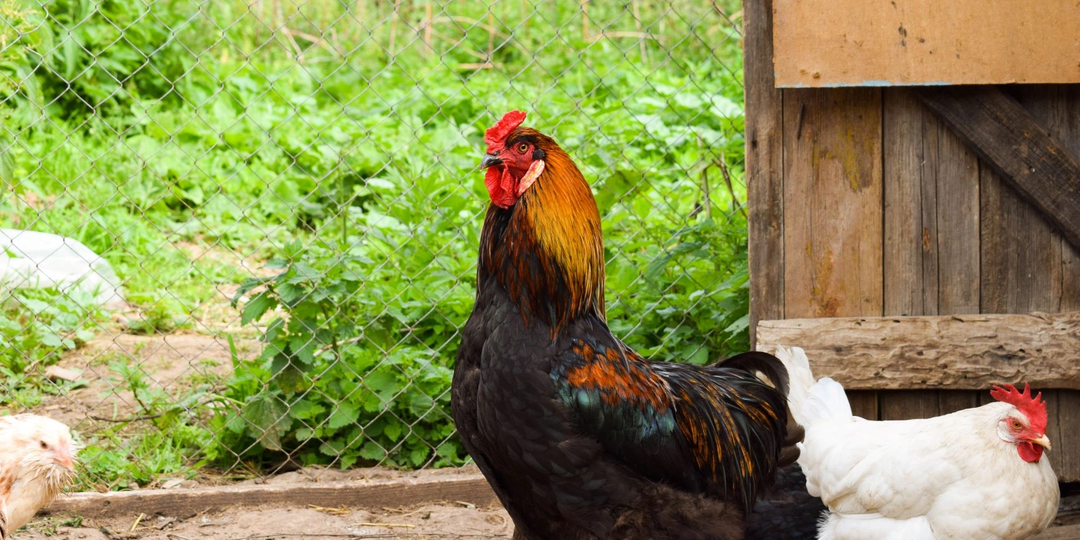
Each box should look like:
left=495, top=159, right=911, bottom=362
left=0, top=0, right=749, bottom=491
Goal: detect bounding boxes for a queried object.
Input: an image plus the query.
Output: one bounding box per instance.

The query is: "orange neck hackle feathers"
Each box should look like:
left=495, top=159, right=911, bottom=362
left=479, top=112, right=606, bottom=332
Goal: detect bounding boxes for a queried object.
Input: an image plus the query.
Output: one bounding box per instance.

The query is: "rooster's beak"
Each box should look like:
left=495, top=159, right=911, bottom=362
left=481, top=153, right=502, bottom=168
left=1032, top=435, right=1052, bottom=451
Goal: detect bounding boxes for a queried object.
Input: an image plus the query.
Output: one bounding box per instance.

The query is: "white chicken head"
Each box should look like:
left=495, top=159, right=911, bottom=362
left=991, top=384, right=1051, bottom=464
left=0, top=415, right=76, bottom=491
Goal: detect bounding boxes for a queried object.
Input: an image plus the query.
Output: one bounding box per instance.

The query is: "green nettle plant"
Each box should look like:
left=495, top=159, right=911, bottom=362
left=0, top=287, right=102, bottom=406
left=217, top=240, right=465, bottom=469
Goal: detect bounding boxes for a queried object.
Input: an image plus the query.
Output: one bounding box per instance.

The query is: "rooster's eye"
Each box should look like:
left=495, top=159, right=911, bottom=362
left=517, top=143, right=529, bottom=154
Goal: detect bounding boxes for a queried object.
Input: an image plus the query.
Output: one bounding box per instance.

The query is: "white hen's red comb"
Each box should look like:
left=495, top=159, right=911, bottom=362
left=991, top=383, right=1048, bottom=432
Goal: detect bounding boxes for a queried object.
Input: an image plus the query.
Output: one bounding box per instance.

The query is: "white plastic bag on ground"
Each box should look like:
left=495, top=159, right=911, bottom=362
left=0, top=229, right=125, bottom=307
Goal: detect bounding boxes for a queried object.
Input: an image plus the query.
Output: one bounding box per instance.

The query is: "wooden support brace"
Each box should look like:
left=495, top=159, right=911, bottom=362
left=756, top=312, right=1080, bottom=391
left=916, top=87, right=1080, bottom=252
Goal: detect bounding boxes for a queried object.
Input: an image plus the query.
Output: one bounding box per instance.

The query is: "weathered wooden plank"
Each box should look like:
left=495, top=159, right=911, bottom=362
left=924, top=90, right=982, bottom=421
left=881, top=390, right=980, bottom=419
left=1016, top=85, right=1080, bottom=313
left=932, top=122, right=981, bottom=314
left=1059, top=393, right=1080, bottom=481
left=917, top=86, right=1080, bottom=252
left=975, top=86, right=1067, bottom=474
left=882, top=88, right=937, bottom=421
left=879, top=391, right=940, bottom=421
left=782, top=87, right=883, bottom=418
left=1032, top=523, right=1080, bottom=540
left=42, top=475, right=497, bottom=519
left=883, top=89, right=931, bottom=318
left=756, top=312, right=1080, bottom=391
left=745, top=0, right=784, bottom=349
left=980, top=166, right=1063, bottom=315
left=880, top=89, right=981, bottom=421
left=1017, top=85, right=1080, bottom=481
left=938, top=391, right=979, bottom=415
left=783, top=88, right=884, bottom=319
left=773, top=0, right=1080, bottom=87
left=882, top=89, right=979, bottom=315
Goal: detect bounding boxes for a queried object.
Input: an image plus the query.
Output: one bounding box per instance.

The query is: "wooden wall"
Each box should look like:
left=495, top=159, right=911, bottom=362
left=745, top=0, right=1080, bottom=480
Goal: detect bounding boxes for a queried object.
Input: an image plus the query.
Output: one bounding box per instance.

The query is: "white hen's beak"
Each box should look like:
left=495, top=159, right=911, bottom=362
left=1031, top=434, right=1052, bottom=451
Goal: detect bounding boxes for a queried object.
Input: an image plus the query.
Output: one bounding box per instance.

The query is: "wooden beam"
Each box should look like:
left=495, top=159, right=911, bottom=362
left=745, top=0, right=785, bottom=348
left=42, top=474, right=496, bottom=519
left=756, top=312, right=1080, bottom=391
left=916, top=87, right=1080, bottom=252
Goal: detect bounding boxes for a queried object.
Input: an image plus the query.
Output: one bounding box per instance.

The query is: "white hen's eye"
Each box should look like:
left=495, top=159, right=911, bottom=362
left=39, top=440, right=48, bottom=450
left=1010, top=419, right=1023, bottom=430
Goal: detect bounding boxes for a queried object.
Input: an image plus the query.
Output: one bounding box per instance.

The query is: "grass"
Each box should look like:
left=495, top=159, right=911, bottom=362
left=1, top=0, right=750, bottom=488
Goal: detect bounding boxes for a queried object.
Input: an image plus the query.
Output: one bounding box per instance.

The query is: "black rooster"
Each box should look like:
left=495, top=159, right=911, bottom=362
left=453, top=110, right=802, bottom=539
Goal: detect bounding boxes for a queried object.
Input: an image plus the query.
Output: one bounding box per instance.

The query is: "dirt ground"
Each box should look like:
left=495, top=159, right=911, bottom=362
left=38, top=331, right=256, bottom=430
left=22, top=502, right=513, bottom=540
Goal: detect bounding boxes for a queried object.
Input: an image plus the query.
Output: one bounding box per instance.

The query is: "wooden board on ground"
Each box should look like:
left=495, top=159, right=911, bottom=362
left=44, top=474, right=497, bottom=519
left=1034, top=523, right=1080, bottom=540
left=756, top=312, right=1080, bottom=391
left=773, top=0, right=1080, bottom=87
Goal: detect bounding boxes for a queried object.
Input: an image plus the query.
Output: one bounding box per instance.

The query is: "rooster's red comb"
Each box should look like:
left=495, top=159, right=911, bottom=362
left=485, top=110, right=527, bottom=148
left=990, top=383, right=1048, bottom=432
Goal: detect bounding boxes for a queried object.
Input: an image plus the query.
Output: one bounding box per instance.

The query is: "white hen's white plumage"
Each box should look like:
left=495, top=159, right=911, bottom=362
left=775, top=346, right=1059, bottom=540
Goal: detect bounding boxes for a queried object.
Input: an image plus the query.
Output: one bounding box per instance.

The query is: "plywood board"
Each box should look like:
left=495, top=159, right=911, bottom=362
left=773, top=0, right=1080, bottom=87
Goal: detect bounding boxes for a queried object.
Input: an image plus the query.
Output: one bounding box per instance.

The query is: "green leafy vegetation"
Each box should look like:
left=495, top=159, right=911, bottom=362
left=2, top=0, right=749, bottom=480
left=73, top=360, right=215, bottom=491
left=0, top=287, right=102, bottom=406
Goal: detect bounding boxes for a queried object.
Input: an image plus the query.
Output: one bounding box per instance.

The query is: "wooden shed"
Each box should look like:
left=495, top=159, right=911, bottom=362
left=744, top=0, right=1080, bottom=480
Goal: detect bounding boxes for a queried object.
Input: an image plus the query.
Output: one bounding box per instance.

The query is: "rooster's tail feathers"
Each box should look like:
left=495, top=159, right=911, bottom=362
left=720, top=351, right=790, bottom=398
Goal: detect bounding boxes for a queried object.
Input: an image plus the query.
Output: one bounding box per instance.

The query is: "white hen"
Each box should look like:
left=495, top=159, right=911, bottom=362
left=776, top=346, right=1059, bottom=540
left=0, top=415, right=76, bottom=539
